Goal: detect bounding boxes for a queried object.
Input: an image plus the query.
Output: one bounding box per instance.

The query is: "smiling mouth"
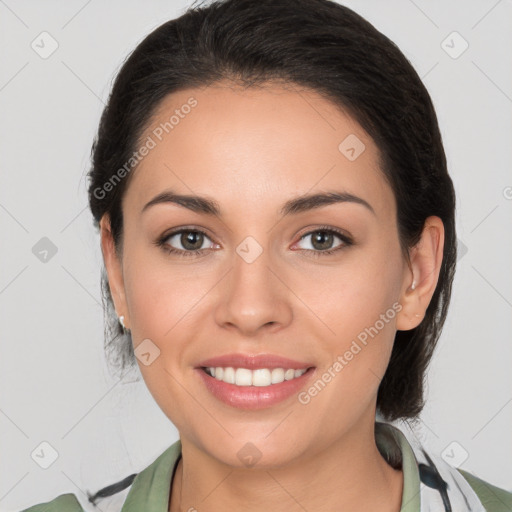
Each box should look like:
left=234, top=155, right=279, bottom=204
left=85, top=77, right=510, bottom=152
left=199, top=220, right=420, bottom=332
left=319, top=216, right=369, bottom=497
left=200, top=366, right=315, bottom=387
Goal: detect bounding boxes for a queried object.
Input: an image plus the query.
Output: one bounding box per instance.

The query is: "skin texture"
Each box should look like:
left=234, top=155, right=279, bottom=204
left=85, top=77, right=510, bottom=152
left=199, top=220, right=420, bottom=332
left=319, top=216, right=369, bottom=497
left=100, top=82, right=444, bottom=512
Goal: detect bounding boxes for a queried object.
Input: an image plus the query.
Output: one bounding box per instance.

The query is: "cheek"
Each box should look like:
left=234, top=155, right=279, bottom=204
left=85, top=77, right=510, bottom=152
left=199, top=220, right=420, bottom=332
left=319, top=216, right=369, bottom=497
left=121, top=236, right=206, bottom=333
left=125, top=266, right=207, bottom=339
left=121, top=251, right=205, bottom=423
left=304, top=246, right=401, bottom=332
left=311, top=235, right=403, bottom=370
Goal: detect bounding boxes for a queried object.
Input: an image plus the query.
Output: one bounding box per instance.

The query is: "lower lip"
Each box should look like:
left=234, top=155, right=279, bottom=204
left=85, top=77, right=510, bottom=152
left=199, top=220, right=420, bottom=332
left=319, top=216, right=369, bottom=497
left=195, top=367, right=316, bottom=410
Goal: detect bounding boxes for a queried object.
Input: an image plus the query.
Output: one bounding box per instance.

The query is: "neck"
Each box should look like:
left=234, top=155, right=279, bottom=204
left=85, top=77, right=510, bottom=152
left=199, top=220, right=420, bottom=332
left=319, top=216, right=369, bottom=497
left=169, top=420, right=403, bottom=512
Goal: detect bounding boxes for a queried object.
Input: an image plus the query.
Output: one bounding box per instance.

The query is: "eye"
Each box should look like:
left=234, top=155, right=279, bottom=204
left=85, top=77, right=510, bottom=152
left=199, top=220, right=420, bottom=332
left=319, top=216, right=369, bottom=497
left=155, top=228, right=217, bottom=258
left=155, top=225, right=353, bottom=259
left=293, top=226, right=353, bottom=257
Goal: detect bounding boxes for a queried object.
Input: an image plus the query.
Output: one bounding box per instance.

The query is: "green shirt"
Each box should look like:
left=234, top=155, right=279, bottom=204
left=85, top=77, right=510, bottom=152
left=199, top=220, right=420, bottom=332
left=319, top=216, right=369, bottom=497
left=21, top=423, right=512, bottom=511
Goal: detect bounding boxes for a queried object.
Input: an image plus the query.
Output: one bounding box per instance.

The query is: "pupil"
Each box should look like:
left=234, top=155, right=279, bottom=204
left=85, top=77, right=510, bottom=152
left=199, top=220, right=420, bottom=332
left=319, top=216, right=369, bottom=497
left=313, top=231, right=332, bottom=250
left=183, top=231, right=202, bottom=250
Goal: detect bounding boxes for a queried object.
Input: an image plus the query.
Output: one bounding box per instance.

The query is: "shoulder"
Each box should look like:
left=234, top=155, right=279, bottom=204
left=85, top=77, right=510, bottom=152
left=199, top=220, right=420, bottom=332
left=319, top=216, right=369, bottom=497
left=457, top=468, right=512, bottom=512
left=21, top=439, right=182, bottom=512
left=20, top=492, right=84, bottom=512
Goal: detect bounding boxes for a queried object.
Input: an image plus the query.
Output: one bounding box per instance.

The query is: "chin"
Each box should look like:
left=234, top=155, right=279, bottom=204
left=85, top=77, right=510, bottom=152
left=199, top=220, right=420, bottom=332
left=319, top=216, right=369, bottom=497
left=201, top=433, right=305, bottom=470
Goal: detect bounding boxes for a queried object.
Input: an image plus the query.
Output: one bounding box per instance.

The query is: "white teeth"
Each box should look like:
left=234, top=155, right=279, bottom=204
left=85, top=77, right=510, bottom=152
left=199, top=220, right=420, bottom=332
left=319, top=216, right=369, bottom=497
left=235, top=368, right=253, bottom=386
left=206, top=366, right=308, bottom=386
left=252, top=369, right=271, bottom=387
left=271, top=368, right=284, bottom=384
left=222, top=367, right=235, bottom=384
left=285, top=369, right=295, bottom=380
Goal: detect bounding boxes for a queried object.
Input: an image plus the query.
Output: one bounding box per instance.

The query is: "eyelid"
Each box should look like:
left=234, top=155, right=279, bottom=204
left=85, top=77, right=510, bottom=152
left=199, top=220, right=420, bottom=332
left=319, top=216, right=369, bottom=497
left=294, top=224, right=352, bottom=242
left=159, top=224, right=214, bottom=240
left=160, top=226, right=217, bottom=248
left=291, top=225, right=353, bottom=252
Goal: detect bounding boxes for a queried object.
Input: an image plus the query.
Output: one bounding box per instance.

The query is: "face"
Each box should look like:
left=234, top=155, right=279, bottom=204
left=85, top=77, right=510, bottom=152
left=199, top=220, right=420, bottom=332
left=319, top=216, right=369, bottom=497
left=102, top=82, right=425, bottom=468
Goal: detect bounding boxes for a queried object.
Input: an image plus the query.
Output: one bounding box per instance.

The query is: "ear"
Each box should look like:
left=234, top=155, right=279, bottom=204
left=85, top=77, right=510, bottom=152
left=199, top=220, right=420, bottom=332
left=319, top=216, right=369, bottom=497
left=100, top=214, right=130, bottom=329
left=396, top=216, right=445, bottom=331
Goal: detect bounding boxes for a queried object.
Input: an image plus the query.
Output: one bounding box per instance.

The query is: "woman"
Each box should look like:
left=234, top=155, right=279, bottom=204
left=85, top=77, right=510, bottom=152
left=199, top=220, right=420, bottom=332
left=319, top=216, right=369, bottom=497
left=22, top=0, right=512, bottom=510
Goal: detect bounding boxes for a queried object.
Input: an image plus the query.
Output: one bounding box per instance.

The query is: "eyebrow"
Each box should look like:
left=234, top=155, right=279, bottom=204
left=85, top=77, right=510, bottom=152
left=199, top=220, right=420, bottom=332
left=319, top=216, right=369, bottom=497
left=141, top=189, right=376, bottom=217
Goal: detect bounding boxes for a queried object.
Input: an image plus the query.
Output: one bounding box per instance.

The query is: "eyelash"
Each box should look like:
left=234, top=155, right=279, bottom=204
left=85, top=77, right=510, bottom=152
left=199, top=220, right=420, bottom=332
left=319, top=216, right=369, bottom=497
left=155, top=225, right=353, bottom=259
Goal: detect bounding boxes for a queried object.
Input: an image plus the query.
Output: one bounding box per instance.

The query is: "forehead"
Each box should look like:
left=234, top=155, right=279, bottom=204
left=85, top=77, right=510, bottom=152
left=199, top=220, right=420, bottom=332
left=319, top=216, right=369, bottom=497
left=124, top=83, right=394, bottom=221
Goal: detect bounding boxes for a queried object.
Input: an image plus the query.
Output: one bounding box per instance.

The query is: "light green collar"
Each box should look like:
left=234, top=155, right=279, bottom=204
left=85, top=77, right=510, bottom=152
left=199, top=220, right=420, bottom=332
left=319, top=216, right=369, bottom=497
left=375, top=421, right=421, bottom=512
left=121, top=439, right=182, bottom=511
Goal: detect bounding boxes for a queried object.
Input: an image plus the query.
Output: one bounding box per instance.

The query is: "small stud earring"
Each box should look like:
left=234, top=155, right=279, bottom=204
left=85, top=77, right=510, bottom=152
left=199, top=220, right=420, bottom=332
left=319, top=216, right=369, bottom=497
left=411, top=280, right=416, bottom=291
left=119, top=315, right=130, bottom=333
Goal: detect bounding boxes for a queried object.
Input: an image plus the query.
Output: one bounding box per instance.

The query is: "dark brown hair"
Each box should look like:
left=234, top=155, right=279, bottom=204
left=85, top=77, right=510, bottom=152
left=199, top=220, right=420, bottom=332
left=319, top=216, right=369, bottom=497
left=87, top=0, right=456, bottom=427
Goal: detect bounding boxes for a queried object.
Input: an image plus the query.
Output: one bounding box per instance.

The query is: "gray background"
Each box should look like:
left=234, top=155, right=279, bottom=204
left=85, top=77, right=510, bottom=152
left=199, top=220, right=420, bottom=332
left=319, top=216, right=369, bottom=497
left=1, top=0, right=511, bottom=510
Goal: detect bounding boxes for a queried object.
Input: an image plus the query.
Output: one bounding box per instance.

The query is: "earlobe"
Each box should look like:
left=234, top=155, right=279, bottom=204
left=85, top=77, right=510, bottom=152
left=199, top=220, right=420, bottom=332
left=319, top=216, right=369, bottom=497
left=99, top=214, right=129, bottom=327
left=396, top=216, right=445, bottom=331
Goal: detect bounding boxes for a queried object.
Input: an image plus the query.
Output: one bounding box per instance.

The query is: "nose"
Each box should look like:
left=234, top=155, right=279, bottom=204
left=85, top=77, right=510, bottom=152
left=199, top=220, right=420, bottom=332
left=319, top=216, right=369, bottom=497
left=214, top=241, right=293, bottom=337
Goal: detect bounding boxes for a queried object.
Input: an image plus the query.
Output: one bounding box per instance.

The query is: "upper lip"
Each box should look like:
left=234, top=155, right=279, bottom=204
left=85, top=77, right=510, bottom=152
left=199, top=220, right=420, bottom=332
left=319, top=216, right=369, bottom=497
left=197, top=353, right=315, bottom=370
